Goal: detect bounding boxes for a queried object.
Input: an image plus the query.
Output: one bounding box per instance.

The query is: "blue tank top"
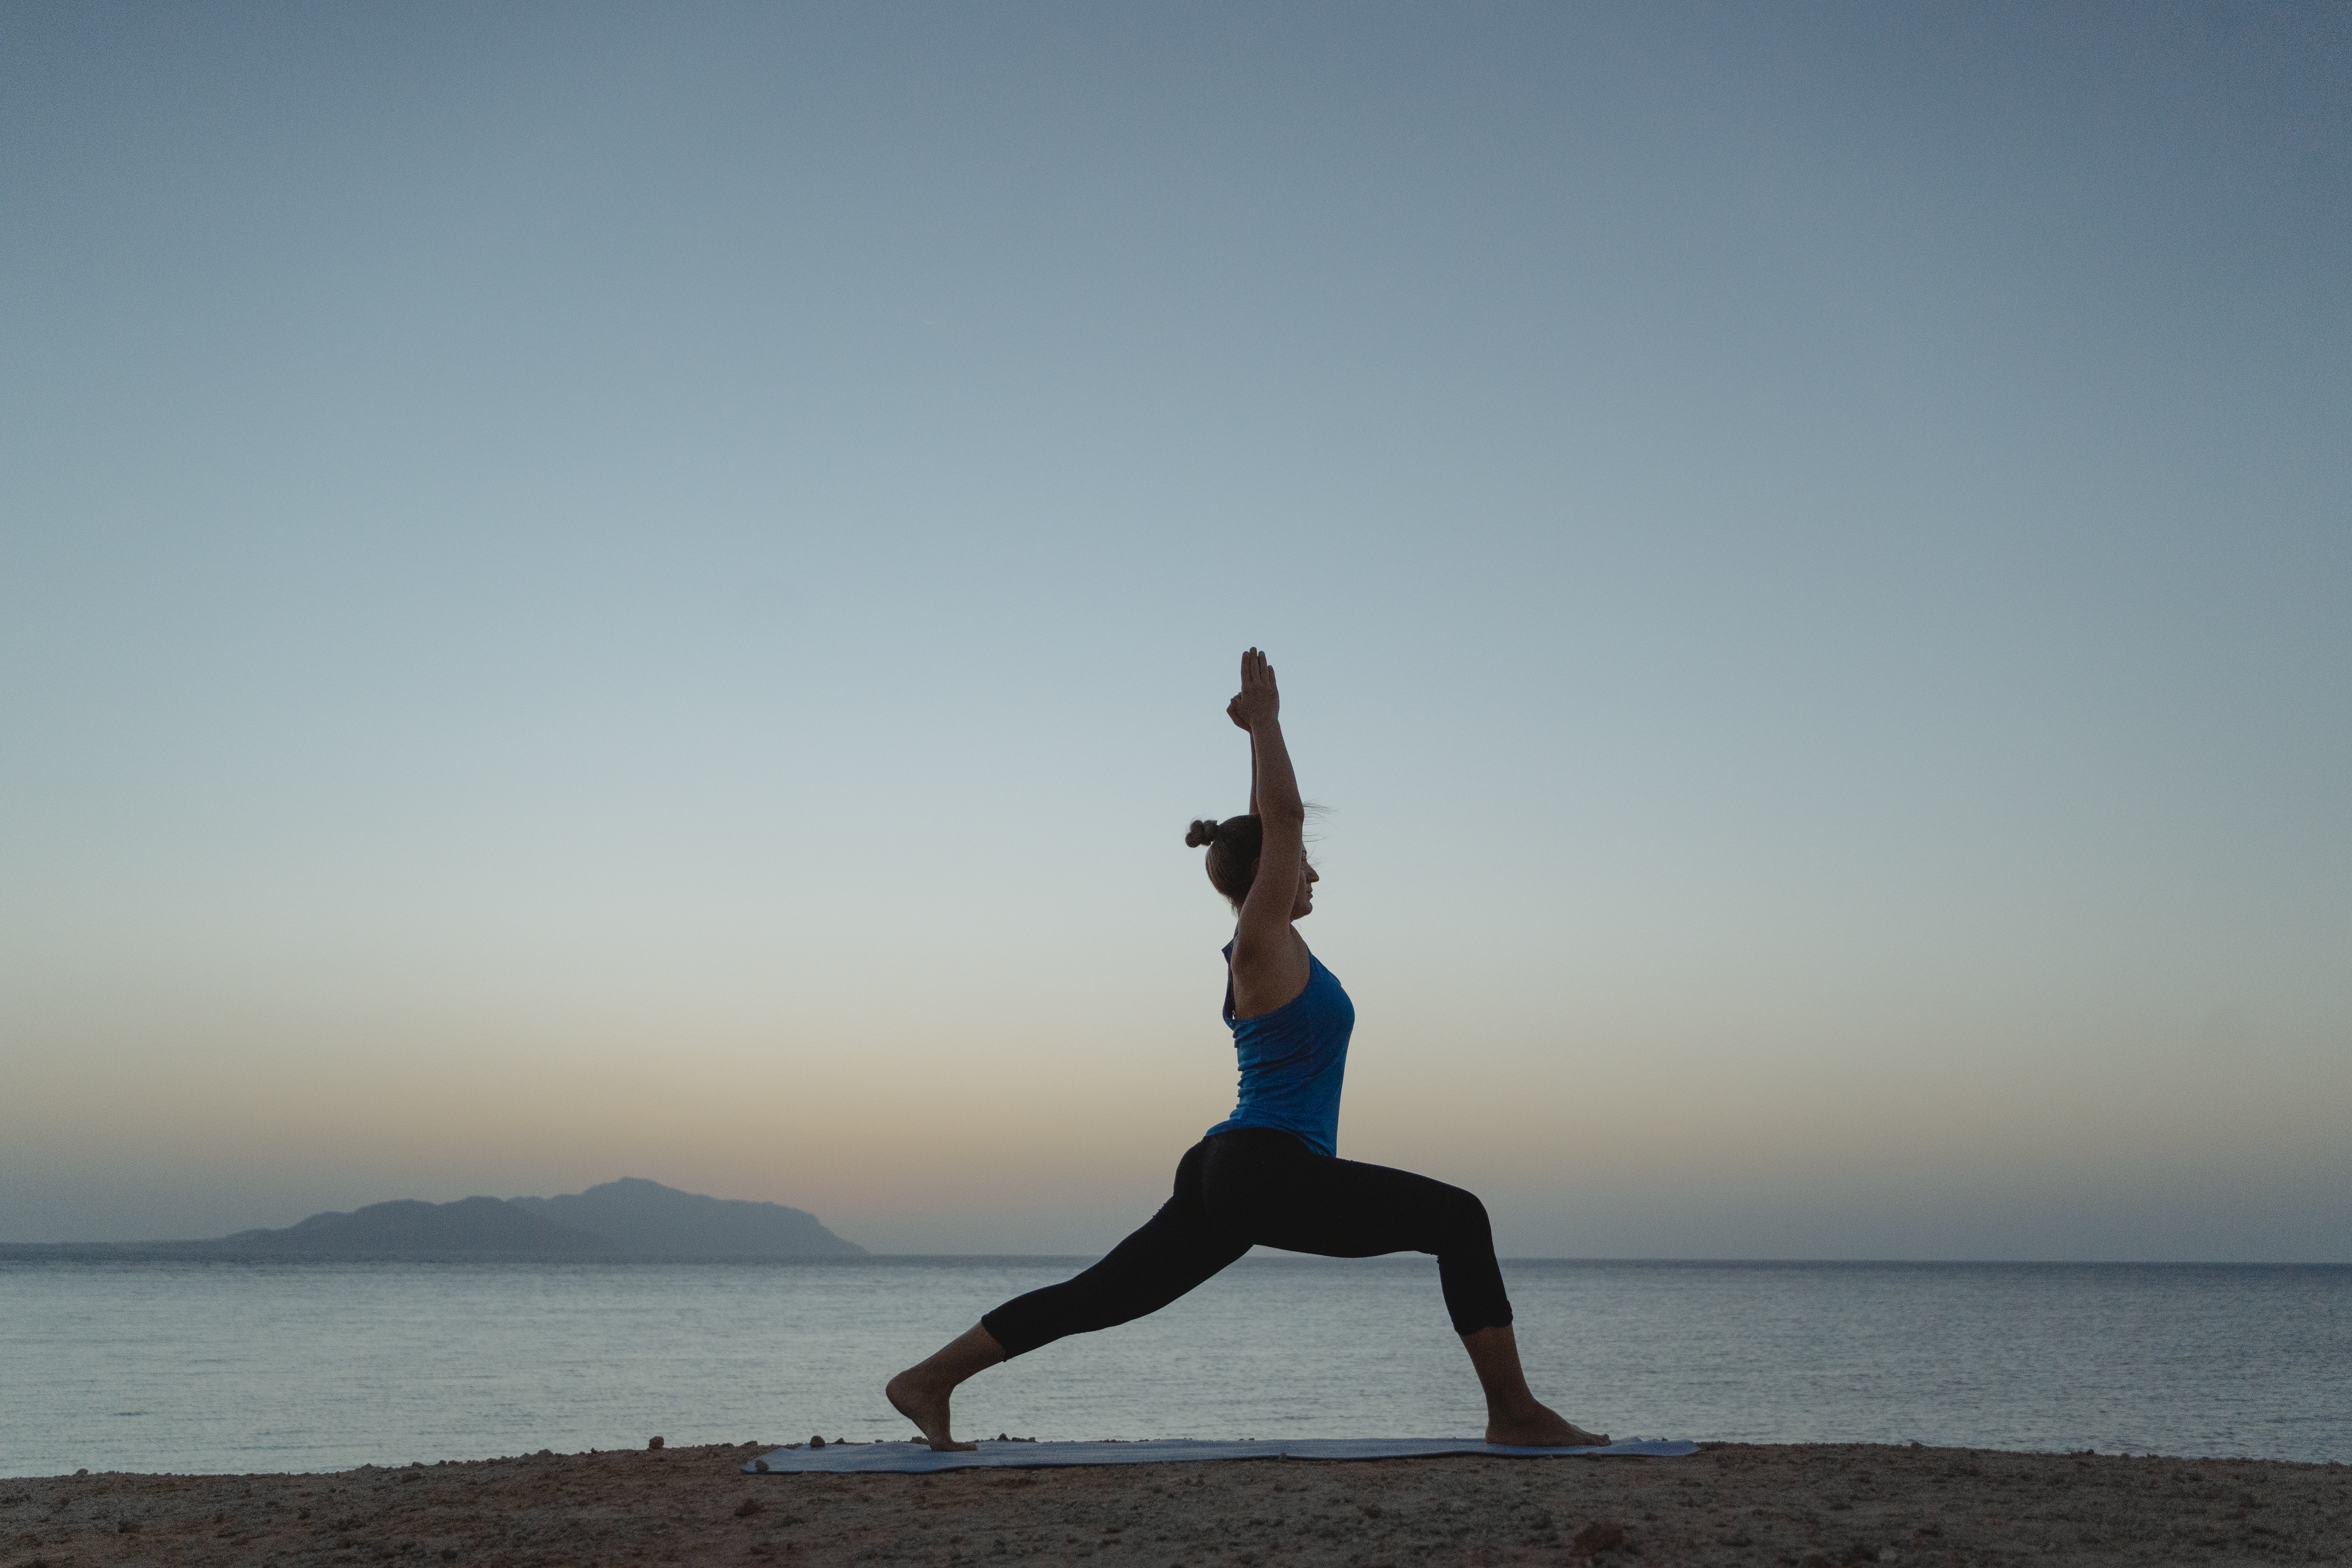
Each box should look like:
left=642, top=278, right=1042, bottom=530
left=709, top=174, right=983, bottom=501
left=1203, top=941, right=1354, bottom=1158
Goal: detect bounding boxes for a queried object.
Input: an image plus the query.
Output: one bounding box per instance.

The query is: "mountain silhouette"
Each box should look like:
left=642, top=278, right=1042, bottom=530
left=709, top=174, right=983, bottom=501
left=0, top=1180, right=864, bottom=1260
left=509, top=1178, right=864, bottom=1259
left=214, top=1196, right=612, bottom=1257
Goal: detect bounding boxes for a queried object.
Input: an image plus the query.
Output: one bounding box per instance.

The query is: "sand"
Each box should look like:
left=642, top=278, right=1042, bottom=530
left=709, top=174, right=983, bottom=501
left=4, top=1440, right=2345, bottom=1566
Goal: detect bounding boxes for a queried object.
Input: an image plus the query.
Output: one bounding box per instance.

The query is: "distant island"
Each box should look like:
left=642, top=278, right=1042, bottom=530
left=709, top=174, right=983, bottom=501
left=0, top=1178, right=867, bottom=1261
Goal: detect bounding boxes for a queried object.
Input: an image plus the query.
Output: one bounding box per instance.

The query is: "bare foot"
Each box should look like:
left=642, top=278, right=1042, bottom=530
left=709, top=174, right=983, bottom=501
left=886, top=1369, right=977, bottom=1452
left=1486, top=1402, right=1609, bottom=1448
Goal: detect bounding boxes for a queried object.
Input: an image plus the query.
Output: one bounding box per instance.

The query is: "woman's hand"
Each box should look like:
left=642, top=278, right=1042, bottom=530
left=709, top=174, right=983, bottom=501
left=1226, top=647, right=1280, bottom=732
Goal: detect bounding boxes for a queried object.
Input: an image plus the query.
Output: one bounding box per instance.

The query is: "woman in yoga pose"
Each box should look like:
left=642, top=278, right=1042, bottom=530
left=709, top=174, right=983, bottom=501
left=888, top=648, right=1607, bottom=1451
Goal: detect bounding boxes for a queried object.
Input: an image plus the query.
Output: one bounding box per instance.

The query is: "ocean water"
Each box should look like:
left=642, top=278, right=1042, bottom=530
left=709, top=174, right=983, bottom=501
left=2, top=1258, right=2344, bottom=1477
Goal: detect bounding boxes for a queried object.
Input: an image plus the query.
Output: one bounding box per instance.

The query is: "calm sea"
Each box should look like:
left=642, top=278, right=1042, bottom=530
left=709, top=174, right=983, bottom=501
left=2, top=1258, right=2344, bottom=1478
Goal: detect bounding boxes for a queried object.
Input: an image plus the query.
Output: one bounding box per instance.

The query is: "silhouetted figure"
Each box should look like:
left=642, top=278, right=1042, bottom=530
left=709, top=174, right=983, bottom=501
left=888, top=649, right=1608, bottom=1449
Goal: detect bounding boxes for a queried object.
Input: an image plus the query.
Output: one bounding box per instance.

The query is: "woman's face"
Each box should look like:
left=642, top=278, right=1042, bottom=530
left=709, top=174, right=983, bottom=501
left=1290, top=854, right=1321, bottom=921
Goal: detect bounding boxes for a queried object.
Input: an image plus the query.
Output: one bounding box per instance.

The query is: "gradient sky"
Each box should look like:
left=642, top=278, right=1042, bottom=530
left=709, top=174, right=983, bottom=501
left=4, top=2, right=2346, bottom=1259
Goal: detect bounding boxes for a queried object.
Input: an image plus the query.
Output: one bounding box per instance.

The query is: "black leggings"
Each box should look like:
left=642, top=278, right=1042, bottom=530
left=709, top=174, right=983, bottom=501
left=981, top=1127, right=1513, bottom=1358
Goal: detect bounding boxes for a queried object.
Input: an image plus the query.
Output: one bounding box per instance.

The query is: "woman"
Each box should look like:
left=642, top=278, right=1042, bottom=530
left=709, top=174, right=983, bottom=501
left=887, top=649, right=1607, bottom=1450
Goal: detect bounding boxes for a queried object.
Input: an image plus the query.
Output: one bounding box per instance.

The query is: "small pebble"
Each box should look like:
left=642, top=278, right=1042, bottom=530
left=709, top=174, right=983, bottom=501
left=647, top=1436, right=664, bottom=1451
left=809, top=1435, right=824, bottom=1449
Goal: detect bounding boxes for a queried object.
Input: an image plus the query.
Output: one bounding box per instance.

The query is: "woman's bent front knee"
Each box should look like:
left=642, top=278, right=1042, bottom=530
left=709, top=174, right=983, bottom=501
left=1431, top=1182, right=1494, bottom=1251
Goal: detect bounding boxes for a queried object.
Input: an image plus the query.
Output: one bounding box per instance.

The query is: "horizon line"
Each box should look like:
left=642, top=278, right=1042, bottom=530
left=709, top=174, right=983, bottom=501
left=2, top=1246, right=2343, bottom=1268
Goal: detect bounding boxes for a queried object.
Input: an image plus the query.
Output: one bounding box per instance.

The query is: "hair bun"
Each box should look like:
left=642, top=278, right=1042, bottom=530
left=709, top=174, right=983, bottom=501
left=1185, top=818, right=1219, bottom=848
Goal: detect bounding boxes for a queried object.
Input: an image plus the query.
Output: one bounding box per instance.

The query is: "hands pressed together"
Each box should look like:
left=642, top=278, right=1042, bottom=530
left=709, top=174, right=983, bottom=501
left=1226, top=647, right=1280, bottom=732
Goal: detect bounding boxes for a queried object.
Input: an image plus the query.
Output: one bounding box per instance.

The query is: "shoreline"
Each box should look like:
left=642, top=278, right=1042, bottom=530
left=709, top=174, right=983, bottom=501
left=5, top=1442, right=2344, bottom=1566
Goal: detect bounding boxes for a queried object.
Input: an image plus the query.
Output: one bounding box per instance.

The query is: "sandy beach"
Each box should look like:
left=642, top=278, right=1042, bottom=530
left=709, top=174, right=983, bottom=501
left=5, top=1440, right=2343, bottom=1567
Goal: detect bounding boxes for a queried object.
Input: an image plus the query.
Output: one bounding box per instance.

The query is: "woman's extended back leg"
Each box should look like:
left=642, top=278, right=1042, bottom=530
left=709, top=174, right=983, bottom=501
left=888, top=1141, right=1248, bottom=1449
left=981, top=1188, right=1251, bottom=1357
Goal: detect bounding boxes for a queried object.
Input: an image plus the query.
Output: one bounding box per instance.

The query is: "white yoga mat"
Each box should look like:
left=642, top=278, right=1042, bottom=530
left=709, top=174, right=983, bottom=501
left=743, top=1437, right=1699, bottom=1473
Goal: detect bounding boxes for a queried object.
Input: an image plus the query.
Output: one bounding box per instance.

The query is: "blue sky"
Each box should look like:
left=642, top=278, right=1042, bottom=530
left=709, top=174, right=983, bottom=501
left=4, top=2, right=2346, bottom=1257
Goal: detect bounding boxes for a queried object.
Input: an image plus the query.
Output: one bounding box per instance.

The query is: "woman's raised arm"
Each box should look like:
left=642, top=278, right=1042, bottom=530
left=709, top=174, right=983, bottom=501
left=1227, top=649, right=1311, bottom=1015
